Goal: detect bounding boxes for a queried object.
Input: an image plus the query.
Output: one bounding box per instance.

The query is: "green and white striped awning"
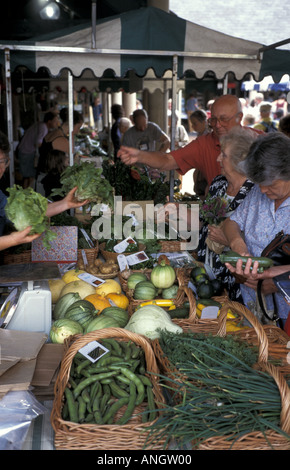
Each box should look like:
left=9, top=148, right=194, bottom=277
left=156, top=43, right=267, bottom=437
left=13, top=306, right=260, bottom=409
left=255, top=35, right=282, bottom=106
left=1, top=6, right=269, bottom=82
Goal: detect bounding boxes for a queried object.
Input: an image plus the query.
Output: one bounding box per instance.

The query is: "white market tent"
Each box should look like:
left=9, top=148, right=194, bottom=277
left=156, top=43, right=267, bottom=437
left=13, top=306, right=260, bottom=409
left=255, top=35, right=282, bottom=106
left=1, top=6, right=288, bottom=195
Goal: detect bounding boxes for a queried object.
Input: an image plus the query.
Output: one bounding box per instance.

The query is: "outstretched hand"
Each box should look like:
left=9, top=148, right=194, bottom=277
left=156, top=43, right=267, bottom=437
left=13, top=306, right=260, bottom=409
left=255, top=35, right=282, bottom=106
left=117, top=146, right=140, bottom=166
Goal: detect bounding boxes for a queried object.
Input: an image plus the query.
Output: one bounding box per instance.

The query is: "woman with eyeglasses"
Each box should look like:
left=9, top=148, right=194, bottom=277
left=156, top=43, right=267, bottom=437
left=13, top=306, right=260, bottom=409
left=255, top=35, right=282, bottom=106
left=197, top=126, right=258, bottom=301
left=0, top=131, right=88, bottom=251
left=118, top=94, right=262, bottom=195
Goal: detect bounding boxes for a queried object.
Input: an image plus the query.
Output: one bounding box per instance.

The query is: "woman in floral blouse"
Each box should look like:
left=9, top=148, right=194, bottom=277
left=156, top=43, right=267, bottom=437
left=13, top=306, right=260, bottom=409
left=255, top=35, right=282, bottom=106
left=197, top=127, right=259, bottom=301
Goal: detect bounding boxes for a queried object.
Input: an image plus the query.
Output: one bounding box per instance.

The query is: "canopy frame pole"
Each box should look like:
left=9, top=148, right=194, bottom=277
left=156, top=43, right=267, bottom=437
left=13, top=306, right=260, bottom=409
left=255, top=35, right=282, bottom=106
left=68, top=70, right=74, bottom=166
left=4, top=49, right=14, bottom=186
left=91, top=0, right=97, bottom=49
left=169, top=54, right=178, bottom=202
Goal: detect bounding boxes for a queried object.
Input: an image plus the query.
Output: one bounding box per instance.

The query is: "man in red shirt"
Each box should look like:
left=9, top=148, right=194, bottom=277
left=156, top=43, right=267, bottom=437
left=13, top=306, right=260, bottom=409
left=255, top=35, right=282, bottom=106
left=118, top=94, right=247, bottom=188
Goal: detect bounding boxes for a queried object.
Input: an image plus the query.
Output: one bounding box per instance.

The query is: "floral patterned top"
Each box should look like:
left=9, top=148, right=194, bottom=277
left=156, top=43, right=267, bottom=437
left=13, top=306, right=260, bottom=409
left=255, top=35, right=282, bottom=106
left=197, top=174, right=255, bottom=302
left=230, top=184, right=290, bottom=322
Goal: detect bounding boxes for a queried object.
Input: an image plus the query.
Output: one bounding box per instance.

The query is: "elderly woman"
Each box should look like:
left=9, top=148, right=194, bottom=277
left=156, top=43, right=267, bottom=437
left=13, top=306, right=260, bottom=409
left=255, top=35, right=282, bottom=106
left=197, top=126, right=258, bottom=301
left=222, top=132, right=290, bottom=326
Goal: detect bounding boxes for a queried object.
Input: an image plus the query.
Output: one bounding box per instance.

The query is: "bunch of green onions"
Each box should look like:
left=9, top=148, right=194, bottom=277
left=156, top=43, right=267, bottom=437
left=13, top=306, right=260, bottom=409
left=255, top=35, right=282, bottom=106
left=148, top=335, right=290, bottom=449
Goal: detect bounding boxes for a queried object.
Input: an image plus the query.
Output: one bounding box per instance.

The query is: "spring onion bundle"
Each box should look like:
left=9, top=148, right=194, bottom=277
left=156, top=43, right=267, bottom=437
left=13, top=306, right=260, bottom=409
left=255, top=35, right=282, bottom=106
left=149, top=332, right=290, bottom=449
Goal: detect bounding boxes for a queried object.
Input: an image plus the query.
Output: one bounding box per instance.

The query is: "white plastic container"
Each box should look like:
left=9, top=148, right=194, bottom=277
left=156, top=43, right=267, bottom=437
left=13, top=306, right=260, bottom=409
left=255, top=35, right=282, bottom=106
left=1, top=281, right=52, bottom=336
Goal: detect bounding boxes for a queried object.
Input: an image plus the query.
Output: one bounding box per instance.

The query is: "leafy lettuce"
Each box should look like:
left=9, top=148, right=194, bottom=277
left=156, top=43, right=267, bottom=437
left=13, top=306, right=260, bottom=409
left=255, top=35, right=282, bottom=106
left=5, top=185, right=57, bottom=249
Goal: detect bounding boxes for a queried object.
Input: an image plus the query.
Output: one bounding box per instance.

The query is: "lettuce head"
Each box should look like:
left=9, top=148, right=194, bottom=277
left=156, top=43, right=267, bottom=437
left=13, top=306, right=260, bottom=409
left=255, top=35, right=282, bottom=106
left=5, top=185, right=57, bottom=249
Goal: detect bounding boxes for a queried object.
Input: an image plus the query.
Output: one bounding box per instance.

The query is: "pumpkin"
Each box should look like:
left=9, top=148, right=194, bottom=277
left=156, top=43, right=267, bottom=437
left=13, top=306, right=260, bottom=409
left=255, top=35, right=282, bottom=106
left=150, top=260, right=176, bottom=289
left=127, top=273, right=148, bottom=290
left=84, top=294, right=111, bottom=314
left=95, top=279, right=121, bottom=297
left=62, top=268, right=86, bottom=284
left=105, top=292, right=129, bottom=310
left=101, top=306, right=129, bottom=327
left=49, top=318, right=83, bottom=344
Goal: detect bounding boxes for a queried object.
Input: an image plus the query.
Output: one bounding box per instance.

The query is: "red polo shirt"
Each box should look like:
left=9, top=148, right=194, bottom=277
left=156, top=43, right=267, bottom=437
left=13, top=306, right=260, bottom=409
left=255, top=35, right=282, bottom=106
left=171, top=132, right=221, bottom=186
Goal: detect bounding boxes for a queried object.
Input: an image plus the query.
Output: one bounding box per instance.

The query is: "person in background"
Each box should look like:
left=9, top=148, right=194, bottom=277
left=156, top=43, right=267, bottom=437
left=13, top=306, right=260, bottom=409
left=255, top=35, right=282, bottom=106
left=190, top=109, right=209, bottom=137
left=278, top=114, right=290, bottom=138
left=189, top=109, right=209, bottom=200
left=168, top=109, right=189, bottom=149
left=118, top=117, right=132, bottom=143
left=271, top=93, right=288, bottom=119
left=122, top=108, right=170, bottom=153
left=250, top=92, right=264, bottom=122
left=185, top=93, right=199, bottom=133
left=0, top=131, right=88, bottom=250
left=111, top=104, right=125, bottom=161
left=17, top=111, right=59, bottom=189
left=36, top=108, right=83, bottom=194
left=254, top=102, right=277, bottom=133
left=118, top=94, right=262, bottom=193
left=41, top=149, right=69, bottom=200
left=91, top=96, right=102, bottom=132
left=242, top=113, right=255, bottom=128
left=222, top=132, right=290, bottom=328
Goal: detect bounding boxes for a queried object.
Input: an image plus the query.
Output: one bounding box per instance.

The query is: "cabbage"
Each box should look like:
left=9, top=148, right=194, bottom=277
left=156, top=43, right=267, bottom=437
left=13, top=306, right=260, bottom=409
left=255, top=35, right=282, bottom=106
left=50, top=161, right=114, bottom=209
left=5, top=185, right=57, bottom=249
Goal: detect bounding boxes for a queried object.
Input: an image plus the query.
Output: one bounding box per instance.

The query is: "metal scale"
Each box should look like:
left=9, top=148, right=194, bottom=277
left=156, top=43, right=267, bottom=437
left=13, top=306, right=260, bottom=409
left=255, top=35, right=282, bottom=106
left=0, top=262, right=61, bottom=336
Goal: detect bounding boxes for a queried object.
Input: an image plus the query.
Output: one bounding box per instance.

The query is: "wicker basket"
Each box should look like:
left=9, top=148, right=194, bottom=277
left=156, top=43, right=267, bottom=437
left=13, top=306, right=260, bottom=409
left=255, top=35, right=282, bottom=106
left=158, top=240, right=184, bottom=253
left=126, top=268, right=190, bottom=317
left=3, top=243, right=99, bottom=266
left=99, top=242, right=146, bottom=263
left=152, top=300, right=290, bottom=450
left=51, top=327, right=167, bottom=450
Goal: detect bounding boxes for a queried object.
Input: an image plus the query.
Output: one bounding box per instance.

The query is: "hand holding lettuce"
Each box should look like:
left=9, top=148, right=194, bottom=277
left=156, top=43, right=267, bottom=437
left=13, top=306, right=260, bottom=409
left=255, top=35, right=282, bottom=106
left=5, top=185, right=57, bottom=249
left=50, top=161, right=114, bottom=210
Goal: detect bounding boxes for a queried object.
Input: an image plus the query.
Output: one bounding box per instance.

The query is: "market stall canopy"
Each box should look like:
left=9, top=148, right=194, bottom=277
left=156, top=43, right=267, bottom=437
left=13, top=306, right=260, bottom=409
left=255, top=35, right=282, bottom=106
left=1, top=6, right=266, bottom=82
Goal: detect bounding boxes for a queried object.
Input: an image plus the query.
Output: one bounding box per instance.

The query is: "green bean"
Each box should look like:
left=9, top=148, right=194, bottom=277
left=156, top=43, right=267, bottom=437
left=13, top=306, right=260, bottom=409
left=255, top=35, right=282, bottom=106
left=116, top=382, right=137, bottom=425
left=77, top=396, right=87, bottom=422
left=138, top=374, right=152, bottom=387
left=73, top=371, right=117, bottom=399
left=76, top=358, right=91, bottom=376
left=100, top=387, right=111, bottom=415
left=92, top=396, right=103, bottom=424
left=101, top=338, right=123, bottom=356
left=109, top=379, right=129, bottom=398
left=109, top=365, right=145, bottom=406
left=64, top=387, right=79, bottom=423
left=102, top=397, right=130, bottom=424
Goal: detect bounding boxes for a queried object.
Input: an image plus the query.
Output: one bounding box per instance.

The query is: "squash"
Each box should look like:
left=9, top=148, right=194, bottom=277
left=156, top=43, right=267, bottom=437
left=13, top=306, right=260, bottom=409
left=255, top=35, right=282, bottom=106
left=133, top=281, right=157, bottom=300
left=105, top=292, right=129, bottom=310
left=101, top=306, right=129, bottom=327
left=95, top=279, right=121, bottom=297
left=59, top=280, right=96, bottom=300
left=150, top=260, right=176, bottom=289
left=127, top=273, right=147, bottom=290
left=49, top=318, right=83, bottom=344
left=84, top=315, right=121, bottom=334
left=64, top=300, right=98, bottom=329
left=125, top=304, right=183, bottom=340
left=48, top=278, right=66, bottom=303
left=53, top=292, right=81, bottom=320
left=161, top=285, right=179, bottom=299
left=84, top=294, right=111, bottom=313
left=62, top=268, right=86, bottom=284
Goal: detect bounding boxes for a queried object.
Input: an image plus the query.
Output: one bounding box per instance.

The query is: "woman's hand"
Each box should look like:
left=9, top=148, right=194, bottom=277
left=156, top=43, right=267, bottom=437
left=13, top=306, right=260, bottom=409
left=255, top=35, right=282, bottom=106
left=0, top=226, right=41, bottom=251
left=207, top=224, right=228, bottom=245
left=46, top=187, right=89, bottom=217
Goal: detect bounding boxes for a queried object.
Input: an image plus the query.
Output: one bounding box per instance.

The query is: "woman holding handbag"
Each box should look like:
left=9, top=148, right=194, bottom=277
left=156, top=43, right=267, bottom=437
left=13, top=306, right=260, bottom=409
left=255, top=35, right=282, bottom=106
left=223, top=132, right=290, bottom=328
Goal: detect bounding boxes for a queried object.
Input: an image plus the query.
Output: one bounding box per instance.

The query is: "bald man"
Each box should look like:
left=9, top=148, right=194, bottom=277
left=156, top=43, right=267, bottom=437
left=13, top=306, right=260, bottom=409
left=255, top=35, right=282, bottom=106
left=118, top=94, right=260, bottom=188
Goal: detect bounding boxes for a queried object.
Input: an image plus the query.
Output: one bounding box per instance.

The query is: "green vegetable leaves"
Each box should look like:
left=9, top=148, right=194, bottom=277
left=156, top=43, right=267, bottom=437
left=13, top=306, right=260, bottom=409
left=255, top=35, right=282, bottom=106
left=50, top=161, right=114, bottom=209
left=5, top=185, right=57, bottom=249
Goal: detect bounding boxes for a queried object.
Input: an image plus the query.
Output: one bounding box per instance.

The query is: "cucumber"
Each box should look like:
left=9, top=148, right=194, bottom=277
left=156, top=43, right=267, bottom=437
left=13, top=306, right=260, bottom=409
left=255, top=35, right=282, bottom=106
left=197, top=298, right=222, bottom=308
left=219, top=251, right=273, bottom=273
left=168, top=306, right=189, bottom=319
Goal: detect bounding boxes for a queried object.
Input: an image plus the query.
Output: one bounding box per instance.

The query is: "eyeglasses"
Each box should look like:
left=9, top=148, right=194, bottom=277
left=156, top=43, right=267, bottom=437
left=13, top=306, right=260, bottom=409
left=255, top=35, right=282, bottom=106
left=208, top=112, right=240, bottom=127
left=0, top=158, right=9, bottom=167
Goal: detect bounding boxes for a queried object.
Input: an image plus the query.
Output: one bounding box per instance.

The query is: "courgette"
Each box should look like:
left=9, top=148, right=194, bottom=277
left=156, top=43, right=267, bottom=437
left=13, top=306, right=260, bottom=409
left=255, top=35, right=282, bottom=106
left=167, top=306, right=189, bottom=319
left=219, top=251, right=273, bottom=273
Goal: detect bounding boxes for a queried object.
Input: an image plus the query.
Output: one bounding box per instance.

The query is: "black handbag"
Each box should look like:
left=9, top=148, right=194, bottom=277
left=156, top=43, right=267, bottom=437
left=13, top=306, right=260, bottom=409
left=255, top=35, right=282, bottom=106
left=257, top=231, right=290, bottom=328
